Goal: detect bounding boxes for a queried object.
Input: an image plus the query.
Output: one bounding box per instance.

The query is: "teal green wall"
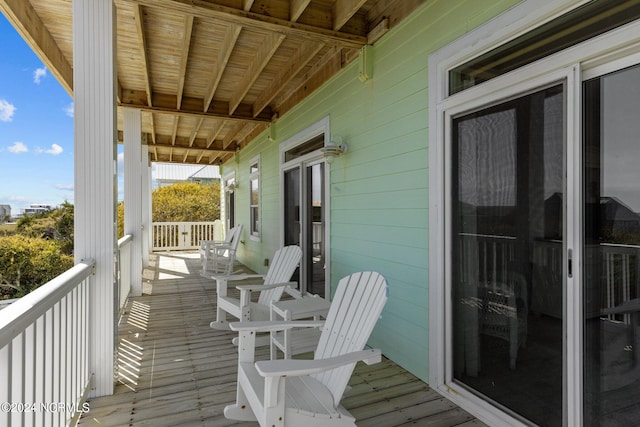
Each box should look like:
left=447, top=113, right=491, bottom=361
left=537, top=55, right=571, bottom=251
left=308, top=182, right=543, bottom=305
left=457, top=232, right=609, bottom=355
left=223, top=0, right=520, bottom=383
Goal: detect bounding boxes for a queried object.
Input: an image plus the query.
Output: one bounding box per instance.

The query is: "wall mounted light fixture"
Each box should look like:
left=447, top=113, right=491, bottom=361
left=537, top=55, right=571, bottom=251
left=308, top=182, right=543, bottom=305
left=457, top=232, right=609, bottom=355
left=321, top=136, right=347, bottom=163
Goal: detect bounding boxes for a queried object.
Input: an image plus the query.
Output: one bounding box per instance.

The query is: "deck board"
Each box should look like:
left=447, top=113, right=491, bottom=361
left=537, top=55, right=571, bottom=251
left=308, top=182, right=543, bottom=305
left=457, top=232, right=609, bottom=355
left=78, top=252, right=483, bottom=426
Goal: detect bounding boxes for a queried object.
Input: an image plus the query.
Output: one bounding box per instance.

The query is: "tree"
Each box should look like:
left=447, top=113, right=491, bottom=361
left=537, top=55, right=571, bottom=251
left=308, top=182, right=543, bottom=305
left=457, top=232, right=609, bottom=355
left=152, top=182, right=220, bottom=222
left=0, top=235, right=73, bottom=299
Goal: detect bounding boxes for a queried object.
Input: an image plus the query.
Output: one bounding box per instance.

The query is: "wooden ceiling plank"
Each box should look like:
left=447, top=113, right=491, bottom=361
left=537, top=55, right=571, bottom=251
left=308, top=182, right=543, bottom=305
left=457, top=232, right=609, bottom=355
left=0, top=0, right=73, bottom=94
left=229, top=32, right=286, bottom=115
left=182, top=150, right=189, bottom=163
left=177, top=15, right=195, bottom=110
left=134, top=4, right=153, bottom=107
left=290, top=0, right=311, bottom=22
left=253, top=40, right=324, bottom=117
left=126, top=0, right=367, bottom=49
left=204, top=24, right=242, bottom=112
left=333, top=0, right=368, bottom=31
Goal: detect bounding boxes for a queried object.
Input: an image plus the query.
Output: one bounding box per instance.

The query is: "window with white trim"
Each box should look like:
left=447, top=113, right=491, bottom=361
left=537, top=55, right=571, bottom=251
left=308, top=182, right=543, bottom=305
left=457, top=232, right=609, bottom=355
left=249, top=157, right=260, bottom=239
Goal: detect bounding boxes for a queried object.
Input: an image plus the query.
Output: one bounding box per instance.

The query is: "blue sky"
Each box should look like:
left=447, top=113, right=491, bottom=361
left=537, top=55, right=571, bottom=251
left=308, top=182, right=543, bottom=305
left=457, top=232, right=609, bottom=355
left=0, top=15, right=128, bottom=217
left=0, top=15, right=74, bottom=215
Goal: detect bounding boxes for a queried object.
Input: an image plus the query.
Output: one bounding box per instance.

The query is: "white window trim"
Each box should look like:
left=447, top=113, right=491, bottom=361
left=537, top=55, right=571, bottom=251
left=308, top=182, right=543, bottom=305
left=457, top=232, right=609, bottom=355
left=249, top=155, right=261, bottom=241
left=428, top=1, right=640, bottom=426
left=222, top=170, right=236, bottom=232
left=280, top=115, right=331, bottom=168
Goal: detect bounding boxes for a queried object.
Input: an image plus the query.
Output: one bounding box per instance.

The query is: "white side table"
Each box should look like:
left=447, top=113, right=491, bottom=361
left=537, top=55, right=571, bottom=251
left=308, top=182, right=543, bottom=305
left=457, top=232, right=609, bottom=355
left=270, top=295, right=330, bottom=359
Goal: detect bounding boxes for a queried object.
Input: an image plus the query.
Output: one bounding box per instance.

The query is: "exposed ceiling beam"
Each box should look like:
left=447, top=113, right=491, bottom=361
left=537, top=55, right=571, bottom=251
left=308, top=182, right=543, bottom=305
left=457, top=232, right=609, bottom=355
left=120, top=89, right=273, bottom=123
left=229, top=32, right=285, bottom=115
left=290, top=0, right=312, bottom=22
left=0, top=0, right=73, bottom=94
left=273, top=46, right=343, bottom=114
left=253, top=40, right=324, bottom=117
left=333, top=0, right=368, bottom=31
left=206, top=121, right=225, bottom=148
left=133, top=4, right=153, bottom=107
left=223, top=121, right=248, bottom=150
left=171, top=116, right=179, bottom=146
left=118, top=131, right=237, bottom=153
left=204, top=23, right=241, bottom=112
left=243, top=0, right=255, bottom=12
left=176, top=15, right=194, bottom=110
left=189, top=118, right=204, bottom=147
left=126, top=0, right=367, bottom=49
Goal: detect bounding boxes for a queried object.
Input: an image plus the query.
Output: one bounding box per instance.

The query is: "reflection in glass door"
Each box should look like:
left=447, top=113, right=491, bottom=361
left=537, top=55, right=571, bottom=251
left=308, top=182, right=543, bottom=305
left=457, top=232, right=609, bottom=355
left=583, top=64, right=640, bottom=425
left=451, top=84, right=565, bottom=425
left=283, top=163, right=326, bottom=297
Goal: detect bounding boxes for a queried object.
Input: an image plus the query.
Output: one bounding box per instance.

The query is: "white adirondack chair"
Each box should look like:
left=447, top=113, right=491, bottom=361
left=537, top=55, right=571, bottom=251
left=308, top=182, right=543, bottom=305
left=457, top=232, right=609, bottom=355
left=209, top=245, right=302, bottom=331
left=200, top=224, right=242, bottom=275
left=225, top=271, right=388, bottom=427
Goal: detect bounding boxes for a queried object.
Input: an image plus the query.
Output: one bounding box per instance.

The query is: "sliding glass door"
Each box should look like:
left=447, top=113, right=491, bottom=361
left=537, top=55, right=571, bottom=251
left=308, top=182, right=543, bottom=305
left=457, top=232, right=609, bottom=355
left=583, top=64, right=640, bottom=425
left=450, top=84, right=565, bottom=425
left=283, top=161, right=326, bottom=298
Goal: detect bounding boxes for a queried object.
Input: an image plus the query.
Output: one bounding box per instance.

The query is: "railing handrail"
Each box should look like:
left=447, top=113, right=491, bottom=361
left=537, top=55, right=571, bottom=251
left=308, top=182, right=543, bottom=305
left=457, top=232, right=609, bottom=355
left=0, top=259, right=95, bottom=349
left=118, top=233, right=133, bottom=247
left=152, top=221, right=217, bottom=225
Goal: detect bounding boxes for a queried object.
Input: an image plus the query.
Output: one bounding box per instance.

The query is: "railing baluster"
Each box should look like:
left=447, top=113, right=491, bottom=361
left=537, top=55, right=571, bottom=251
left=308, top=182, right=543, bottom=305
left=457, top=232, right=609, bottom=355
left=151, top=221, right=222, bottom=251
left=0, top=260, right=95, bottom=427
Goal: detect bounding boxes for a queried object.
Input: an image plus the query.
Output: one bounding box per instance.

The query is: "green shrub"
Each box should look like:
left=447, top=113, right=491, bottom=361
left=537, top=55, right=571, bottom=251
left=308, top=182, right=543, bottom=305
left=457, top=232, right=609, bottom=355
left=0, top=235, right=74, bottom=299
left=152, top=182, right=220, bottom=222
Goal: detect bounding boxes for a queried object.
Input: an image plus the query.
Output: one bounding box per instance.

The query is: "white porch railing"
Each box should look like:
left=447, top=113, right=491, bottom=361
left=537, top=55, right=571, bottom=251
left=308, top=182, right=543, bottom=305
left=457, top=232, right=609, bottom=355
left=152, top=220, right=223, bottom=251
left=117, top=235, right=133, bottom=312
left=0, top=260, right=95, bottom=427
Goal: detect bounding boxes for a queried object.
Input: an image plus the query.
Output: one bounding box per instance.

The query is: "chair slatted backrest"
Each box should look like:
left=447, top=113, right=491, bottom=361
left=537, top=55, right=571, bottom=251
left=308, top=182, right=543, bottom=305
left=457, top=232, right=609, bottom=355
left=312, top=271, right=388, bottom=406
left=228, top=224, right=243, bottom=251
left=256, top=246, right=302, bottom=305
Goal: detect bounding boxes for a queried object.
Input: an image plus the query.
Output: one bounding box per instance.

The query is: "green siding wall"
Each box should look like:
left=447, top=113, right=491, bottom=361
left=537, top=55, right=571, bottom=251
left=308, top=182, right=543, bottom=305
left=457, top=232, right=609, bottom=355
left=223, top=0, right=520, bottom=382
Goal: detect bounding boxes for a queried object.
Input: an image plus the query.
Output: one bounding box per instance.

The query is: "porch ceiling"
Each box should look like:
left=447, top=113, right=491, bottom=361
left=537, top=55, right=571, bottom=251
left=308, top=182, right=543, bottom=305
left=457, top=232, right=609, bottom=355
left=0, top=0, right=425, bottom=165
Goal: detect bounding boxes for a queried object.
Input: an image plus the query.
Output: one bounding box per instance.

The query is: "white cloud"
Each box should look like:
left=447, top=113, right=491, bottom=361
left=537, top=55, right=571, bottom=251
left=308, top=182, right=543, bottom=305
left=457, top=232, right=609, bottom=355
left=33, top=67, right=47, bottom=84
left=0, top=99, right=16, bottom=122
left=117, top=152, right=125, bottom=176
left=45, top=144, right=63, bottom=155
left=7, top=141, right=28, bottom=153
left=36, top=143, right=63, bottom=155
left=64, top=102, right=74, bottom=118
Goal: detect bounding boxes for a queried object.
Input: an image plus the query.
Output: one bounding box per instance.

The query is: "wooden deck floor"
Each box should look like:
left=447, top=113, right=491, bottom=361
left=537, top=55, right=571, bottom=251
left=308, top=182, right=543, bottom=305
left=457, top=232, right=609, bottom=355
left=78, top=252, right=484, bottom=427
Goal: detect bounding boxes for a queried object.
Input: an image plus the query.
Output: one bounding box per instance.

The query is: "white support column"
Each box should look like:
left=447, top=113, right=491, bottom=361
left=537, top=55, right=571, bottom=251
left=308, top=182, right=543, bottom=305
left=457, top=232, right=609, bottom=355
left=73, top=0, right=116, bottom=397
left=141, top=145, right=151, bottom=267
left=124, top=108, right=143, bottom=296
left=147, top=163, right=153, bottom=258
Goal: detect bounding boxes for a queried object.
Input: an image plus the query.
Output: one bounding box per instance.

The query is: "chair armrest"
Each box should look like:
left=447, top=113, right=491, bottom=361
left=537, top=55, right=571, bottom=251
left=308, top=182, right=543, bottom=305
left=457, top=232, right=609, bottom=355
left=255, top=348, right=382, bottom=377
left=229, top=320, right=324, bottom=332
left=205, top=273, right=265, bottom=282
left=235, top=281, right=296, bottom=292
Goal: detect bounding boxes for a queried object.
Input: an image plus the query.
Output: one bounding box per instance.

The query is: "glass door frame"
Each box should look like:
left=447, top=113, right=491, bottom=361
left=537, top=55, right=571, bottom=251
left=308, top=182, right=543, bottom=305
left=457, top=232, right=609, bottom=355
left=441, top=66, right=578, bottom=426
left=279, top=117, right=331, bottom=298
left=430, top=7, right=640, bottom=425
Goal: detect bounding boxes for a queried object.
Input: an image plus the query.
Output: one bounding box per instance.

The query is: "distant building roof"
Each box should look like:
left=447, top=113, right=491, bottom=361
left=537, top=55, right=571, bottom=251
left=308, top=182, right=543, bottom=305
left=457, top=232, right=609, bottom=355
left=154, top=164, right=220, bottom=183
